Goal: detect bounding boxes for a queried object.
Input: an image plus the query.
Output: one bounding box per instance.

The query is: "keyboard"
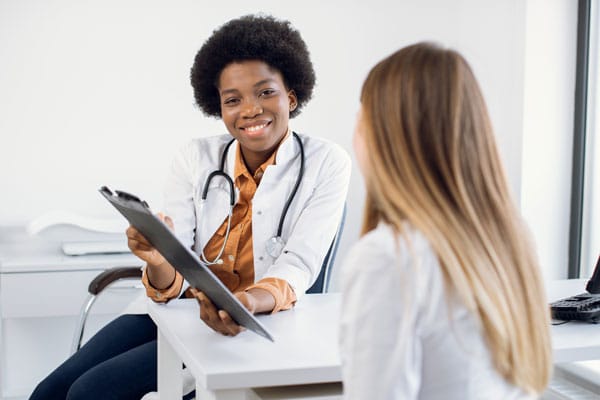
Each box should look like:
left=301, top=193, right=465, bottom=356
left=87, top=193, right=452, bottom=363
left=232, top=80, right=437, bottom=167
left=551, top=293, right=600, bottom=323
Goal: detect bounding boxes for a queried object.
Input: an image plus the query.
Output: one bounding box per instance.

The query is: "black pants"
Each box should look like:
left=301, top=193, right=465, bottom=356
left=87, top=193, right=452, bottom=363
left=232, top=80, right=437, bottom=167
left=29, top=314, right=158, bottom=400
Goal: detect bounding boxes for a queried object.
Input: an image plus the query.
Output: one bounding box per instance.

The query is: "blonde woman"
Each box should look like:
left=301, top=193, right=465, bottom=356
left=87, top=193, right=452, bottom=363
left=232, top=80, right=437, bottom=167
left=340, top=42, right=552, bottom=399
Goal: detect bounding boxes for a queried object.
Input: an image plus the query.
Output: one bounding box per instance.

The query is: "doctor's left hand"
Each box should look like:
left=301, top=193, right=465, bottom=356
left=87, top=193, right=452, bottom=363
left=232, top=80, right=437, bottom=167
left=189, top=287, right=274, bottom=336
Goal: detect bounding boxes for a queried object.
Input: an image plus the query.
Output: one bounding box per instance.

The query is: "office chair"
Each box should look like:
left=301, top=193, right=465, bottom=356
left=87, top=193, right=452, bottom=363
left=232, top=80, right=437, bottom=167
left=72, top=205, right=346, bottom=399
left=71, top=266, right=144, bottom=354
left=306, top=204, right=346, bottom=294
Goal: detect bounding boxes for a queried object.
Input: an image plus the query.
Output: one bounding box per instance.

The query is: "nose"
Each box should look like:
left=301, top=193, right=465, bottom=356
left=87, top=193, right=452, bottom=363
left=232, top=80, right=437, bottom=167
left=241, top=99, right=262, bottom=118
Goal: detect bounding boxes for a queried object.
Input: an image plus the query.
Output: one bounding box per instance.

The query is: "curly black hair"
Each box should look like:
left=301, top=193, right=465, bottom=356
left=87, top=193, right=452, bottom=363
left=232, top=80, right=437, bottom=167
left=190, top=14, right=316, bottom=119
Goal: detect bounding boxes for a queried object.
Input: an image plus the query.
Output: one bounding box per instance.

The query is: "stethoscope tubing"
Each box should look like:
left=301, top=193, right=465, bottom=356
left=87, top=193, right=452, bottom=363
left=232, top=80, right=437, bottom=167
left=276, top=133, right=304, bottom=237
left=199, top=132, right=304, bottom=264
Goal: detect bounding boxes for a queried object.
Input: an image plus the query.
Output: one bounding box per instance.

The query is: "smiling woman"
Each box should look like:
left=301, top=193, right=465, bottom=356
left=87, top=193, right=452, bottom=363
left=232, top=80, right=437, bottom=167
left=29, top=14, right=351, bottom=400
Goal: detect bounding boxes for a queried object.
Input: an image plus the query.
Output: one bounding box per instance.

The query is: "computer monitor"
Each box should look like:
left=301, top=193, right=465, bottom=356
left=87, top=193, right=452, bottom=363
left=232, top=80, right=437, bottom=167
left=585, top=254, right=600, bottom=294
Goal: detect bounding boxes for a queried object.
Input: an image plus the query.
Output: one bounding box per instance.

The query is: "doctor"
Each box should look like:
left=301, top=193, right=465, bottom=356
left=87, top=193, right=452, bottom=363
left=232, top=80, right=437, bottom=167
left=30, top=14, right=350, bottom=400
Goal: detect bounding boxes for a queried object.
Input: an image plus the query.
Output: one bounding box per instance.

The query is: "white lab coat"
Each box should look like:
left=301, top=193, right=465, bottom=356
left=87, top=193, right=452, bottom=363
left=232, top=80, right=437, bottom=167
left=163, top=132, right=351, bottom=298
left=340, top=223, right=533, bottom=400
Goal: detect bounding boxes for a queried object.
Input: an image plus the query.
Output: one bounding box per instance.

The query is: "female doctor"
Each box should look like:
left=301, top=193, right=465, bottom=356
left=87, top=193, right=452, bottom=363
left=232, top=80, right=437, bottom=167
left=30, top=14, right=350, bottom=400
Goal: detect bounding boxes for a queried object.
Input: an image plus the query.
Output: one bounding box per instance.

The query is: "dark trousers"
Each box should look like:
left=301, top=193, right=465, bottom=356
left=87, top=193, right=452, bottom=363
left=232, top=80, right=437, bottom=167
left=29, top=314, right=158, bottom=400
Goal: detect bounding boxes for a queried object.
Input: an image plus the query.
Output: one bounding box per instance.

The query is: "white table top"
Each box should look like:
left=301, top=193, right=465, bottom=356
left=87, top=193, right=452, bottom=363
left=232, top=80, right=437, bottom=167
left=0, top=226, right=140, bottom=273
left=149, top=279, right=600, bottom=394
left=148, top=294, right=341, bottom=390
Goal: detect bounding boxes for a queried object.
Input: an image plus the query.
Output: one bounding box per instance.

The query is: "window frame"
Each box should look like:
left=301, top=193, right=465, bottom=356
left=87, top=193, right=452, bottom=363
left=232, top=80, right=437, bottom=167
left=568, top=0, right=593, bottom=278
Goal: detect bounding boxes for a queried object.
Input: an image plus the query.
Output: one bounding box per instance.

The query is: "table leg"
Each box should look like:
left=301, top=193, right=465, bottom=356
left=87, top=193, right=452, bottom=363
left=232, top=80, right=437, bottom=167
left=157, top=329, right=183, bottom=400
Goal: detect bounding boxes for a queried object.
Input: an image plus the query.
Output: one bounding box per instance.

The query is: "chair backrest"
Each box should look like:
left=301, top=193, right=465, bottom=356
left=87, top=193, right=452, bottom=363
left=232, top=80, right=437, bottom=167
left=306, top=204, right=346, bottom=294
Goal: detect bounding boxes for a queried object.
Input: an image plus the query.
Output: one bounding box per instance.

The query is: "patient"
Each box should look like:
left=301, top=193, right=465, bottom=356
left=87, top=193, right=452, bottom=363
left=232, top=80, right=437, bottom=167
left=30, top=14, right=349, bottom=400
left=340, top=42, right=552, bottom=399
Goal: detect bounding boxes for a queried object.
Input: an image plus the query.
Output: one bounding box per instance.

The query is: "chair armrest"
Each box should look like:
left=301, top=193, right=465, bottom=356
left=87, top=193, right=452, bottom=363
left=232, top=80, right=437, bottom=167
left=88, top=266, right=143, bottom=295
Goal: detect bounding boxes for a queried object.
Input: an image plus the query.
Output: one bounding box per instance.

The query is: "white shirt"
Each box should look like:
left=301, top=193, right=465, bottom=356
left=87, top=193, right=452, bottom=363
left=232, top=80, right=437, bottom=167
left=163, top=132, right=351, bottom=297
left=339, top=223, right=533, bottom=400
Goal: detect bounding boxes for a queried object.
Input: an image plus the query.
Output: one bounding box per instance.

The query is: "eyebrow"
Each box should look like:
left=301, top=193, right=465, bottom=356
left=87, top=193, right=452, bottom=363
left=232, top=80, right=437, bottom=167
left=220, top=79, right=278, bottom=96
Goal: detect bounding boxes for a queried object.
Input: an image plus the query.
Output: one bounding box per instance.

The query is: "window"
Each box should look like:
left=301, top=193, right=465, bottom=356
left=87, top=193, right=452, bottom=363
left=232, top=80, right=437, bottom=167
left=579, top=0, right=600, bottom=278
left=570, top=0, right=599, bottom=278
left=553, top=0, right=600, bottom=396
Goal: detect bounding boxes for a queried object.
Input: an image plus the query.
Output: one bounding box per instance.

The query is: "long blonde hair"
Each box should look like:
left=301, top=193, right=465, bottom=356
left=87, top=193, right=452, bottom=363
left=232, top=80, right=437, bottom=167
left=359, top=42, right=552, bottom=394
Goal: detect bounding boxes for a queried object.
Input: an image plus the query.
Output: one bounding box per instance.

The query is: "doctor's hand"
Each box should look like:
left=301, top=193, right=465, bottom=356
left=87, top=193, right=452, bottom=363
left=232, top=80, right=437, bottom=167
left=190, top=288, right=248, bottom=336
left=190, top=287, right=276, bottom=336
left=126, top=213, right=174, bottom=267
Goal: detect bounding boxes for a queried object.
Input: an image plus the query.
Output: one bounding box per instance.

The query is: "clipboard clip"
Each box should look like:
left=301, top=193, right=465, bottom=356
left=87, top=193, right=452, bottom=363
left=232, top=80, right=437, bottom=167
left=100, top=186, right=149, bottom=208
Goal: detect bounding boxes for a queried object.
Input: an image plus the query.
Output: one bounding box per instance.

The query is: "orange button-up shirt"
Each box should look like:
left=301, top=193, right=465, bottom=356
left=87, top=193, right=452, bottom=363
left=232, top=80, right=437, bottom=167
left=142, top=139, right=297, bottom=313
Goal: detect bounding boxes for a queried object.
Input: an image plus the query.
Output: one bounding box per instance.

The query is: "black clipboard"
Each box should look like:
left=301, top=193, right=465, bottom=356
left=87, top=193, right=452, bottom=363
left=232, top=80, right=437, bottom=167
left=99, top=186, right=274, bottom=341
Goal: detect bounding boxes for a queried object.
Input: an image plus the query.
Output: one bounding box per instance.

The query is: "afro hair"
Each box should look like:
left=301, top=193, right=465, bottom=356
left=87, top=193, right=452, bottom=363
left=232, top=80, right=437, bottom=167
left=190, top=14, right=316, bottom=119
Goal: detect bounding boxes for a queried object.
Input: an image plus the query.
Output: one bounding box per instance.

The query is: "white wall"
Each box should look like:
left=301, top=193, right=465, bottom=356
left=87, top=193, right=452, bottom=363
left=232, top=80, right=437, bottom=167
left=0, top=0, right=576, bottom=281
left=521, top=0, right=578, bottom=281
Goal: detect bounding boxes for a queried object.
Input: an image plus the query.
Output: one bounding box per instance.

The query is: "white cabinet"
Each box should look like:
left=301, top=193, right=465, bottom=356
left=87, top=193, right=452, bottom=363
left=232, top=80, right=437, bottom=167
left=0, top=227, right=142, bottom=400
left=2, top=270, right=105, bottom=318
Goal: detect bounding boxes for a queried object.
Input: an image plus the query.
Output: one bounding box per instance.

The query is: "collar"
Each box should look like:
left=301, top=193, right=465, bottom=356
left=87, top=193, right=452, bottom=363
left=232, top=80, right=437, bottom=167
left=233, top=143, right=275, bottom=182
left=226, top=128, right=295, bottom=181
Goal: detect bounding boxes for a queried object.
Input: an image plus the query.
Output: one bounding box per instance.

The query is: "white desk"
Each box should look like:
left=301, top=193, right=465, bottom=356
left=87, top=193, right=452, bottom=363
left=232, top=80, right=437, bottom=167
left=149, top=279, right=600, bottom=400
left=148, top=294, right=341, bottom=400
left=546, top=279, right=600, bottom=363
left=0, top=226, right=141, bottom=400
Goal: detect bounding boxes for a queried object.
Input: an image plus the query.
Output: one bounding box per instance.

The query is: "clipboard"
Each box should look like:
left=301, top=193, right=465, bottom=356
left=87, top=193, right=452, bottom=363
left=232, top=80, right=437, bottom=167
left=99, top=186, right=274, bottom=341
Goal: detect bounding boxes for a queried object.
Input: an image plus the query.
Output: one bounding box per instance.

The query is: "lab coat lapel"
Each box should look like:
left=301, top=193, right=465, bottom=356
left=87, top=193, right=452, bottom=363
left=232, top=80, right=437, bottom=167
left=260, top=132, right=295, bottom=181
left=254, top=133, right=298, bottom=216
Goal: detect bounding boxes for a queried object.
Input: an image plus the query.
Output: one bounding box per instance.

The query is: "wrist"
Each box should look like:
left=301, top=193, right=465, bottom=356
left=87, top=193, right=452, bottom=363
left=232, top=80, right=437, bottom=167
left=243, top=287, right=276, bottom=314
left=146, top=262, right=176, bottom=290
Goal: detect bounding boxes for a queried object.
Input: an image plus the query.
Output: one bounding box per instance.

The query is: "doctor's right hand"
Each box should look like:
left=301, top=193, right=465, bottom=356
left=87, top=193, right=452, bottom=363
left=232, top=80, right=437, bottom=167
left=125, top=213, right=174, bottom=268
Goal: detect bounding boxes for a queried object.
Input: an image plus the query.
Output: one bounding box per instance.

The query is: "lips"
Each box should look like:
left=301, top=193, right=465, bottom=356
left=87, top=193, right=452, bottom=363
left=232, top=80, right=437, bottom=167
left=240, top=120, right=272, bottom=136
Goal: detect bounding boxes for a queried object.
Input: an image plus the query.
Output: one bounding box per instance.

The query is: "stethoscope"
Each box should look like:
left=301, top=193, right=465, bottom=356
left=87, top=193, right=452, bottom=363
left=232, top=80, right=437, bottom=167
left=198, top=132, right=305, bottom=265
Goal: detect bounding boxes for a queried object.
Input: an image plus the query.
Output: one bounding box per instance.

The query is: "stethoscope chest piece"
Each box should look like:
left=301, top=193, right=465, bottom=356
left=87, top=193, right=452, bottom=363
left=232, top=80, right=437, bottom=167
left=266, top=236, right=285, bottom=258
